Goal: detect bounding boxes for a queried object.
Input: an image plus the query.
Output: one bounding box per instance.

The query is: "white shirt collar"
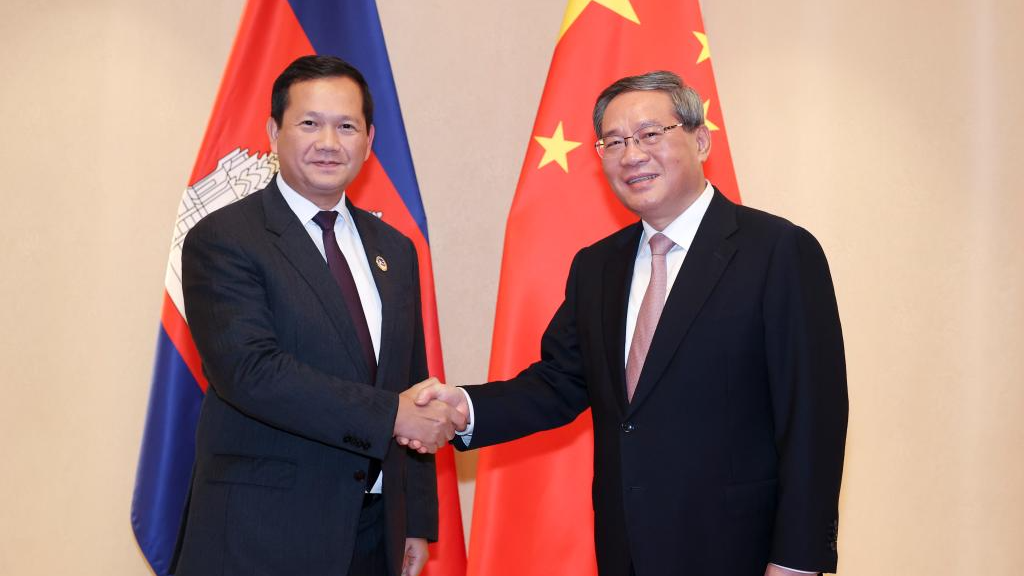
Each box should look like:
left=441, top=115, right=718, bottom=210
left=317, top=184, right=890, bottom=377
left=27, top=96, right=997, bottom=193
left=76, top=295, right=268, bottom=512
left=276, top=173, right=351, bottom=228
left=639, top=181, right=714, bottom=252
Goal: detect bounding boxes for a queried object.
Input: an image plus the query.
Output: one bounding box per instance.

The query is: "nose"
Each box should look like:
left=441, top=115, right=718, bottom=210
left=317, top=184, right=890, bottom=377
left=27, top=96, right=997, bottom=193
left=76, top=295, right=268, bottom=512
left=315, top=128, right=341, bottom=152
left=619, top=137, right=650, bottom=165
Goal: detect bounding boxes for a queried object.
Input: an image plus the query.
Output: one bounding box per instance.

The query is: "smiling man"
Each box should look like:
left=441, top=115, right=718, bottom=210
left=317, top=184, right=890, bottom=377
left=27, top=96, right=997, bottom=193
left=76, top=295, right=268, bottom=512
left=414, top=71, right=849, bottom=576
left=171, top=56, right=465, bottom=576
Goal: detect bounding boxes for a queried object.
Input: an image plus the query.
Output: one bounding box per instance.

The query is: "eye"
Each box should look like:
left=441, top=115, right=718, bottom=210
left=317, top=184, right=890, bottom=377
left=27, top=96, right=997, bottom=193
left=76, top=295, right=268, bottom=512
left=604, top=138, right=625, bottom=150
left=639, top=129, right=663, bottom=143
left=339, top=123, right=359, bottom=134
left=298, top=120, right=317, bottom=128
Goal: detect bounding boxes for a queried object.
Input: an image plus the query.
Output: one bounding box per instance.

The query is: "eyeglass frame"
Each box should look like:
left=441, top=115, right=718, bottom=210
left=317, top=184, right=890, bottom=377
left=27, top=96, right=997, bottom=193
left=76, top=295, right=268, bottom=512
left=594, top=122, right=686, bottom=159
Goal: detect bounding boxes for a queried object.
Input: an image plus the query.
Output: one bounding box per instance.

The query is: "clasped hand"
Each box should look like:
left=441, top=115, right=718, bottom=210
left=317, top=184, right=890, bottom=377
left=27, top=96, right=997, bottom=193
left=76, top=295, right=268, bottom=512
left=393, top=377, right=469, bottom=453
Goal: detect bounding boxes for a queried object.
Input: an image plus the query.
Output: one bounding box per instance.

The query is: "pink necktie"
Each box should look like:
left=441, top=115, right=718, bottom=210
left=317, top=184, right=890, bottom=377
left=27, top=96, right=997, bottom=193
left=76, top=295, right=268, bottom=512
left=625, top=233, right=675, bottom=402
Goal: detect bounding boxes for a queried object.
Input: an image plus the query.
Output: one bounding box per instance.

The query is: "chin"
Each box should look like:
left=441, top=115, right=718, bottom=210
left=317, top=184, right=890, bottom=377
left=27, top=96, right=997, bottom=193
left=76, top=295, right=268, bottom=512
left=311, top=178, right=346, bottom=191
left=630, top=197, right=667, bottom=216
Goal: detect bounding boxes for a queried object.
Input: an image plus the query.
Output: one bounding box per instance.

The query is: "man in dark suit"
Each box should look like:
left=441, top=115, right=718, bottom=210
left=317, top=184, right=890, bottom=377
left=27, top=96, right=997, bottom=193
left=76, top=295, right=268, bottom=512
left=171, top=56, right=464, bottom=576
left=410, top=71, right=848, bottom=576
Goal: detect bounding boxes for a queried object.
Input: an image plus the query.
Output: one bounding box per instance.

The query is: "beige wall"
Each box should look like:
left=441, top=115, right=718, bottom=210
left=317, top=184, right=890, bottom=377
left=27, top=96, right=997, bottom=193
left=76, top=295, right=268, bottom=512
left=0, top=0, right=1021, bottom=574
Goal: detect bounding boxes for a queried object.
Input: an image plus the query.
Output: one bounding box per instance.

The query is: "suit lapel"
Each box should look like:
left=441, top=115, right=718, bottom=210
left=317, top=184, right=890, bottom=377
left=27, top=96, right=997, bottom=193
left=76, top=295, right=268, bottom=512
left=348, top=201, right=399, bottom=389
left=626, top=190, right=738, bottom=415
left=602, top=224, right=643, bottom=414
left=261, top=183, right=370, bottom=380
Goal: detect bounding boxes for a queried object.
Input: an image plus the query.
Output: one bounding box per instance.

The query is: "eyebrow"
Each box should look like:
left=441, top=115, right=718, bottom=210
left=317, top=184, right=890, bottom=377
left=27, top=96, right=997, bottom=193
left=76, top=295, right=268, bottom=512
left=297, top=111, right=363, bottom=125
left=634, top=119, right=668, bottom=130
left=602, top=119, right=669, bottom=137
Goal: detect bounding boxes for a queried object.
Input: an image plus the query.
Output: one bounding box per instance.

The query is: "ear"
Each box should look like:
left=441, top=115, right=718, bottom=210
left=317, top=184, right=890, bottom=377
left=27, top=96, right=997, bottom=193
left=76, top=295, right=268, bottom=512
left=695, top=125, right=711, bottom=161
left=266, top=117, right=280, bottom=153
left=363, top=124, right=376, bottom=161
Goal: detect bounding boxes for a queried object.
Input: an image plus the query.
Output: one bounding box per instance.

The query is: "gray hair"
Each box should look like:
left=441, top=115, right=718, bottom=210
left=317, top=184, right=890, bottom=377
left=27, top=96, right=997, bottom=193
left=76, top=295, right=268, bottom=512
left=592, top=70, right=704, bottom=136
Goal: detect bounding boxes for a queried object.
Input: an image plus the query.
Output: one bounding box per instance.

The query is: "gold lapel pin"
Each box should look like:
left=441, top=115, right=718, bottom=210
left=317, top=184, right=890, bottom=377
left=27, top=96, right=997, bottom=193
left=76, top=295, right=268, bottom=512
left=375, top=255, right=388, bottom=272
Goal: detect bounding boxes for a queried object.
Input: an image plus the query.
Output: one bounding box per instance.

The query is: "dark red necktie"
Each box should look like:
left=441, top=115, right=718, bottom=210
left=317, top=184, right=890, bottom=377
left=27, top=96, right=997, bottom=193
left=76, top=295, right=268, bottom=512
left=312, top=210, right=377, bottom=384
left=313, top=210, right=381, bottom=491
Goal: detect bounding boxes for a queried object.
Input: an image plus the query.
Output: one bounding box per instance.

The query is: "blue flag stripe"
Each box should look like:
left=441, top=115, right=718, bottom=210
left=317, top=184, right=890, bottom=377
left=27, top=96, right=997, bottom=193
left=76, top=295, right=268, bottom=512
left=131, top=328, right=204, bottom=576
left=287, top=0, right=430, bottom=242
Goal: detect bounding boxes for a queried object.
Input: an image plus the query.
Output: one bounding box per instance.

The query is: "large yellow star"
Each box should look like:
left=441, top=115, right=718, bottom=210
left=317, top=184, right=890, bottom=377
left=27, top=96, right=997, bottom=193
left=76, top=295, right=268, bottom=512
left=693, top=31, right=711, bottom=64
left=560, top=0, right=640, bottom=40
left=703, top=100, right=720, bottom=132
left=534, top=121, right=582, bottom=173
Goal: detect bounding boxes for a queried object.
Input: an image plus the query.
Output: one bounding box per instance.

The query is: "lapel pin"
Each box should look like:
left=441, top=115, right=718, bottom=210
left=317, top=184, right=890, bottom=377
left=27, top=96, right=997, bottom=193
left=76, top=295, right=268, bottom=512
left=375, top=255, right=388, bottom=272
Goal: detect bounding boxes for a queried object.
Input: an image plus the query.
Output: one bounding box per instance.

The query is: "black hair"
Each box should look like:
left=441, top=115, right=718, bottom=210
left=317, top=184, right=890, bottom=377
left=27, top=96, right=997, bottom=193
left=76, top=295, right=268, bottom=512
left=270, top=55, right=374, bottom=127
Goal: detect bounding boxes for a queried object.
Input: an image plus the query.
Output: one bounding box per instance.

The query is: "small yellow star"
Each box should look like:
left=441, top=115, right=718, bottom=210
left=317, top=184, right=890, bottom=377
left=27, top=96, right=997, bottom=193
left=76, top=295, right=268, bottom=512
left=703, top=100, right=720, bottom=132
left=534, top=121, right=582, bottom=173
left=693, top=31, right=711, bottom=64
left=560, top=0, right=640, bottom=40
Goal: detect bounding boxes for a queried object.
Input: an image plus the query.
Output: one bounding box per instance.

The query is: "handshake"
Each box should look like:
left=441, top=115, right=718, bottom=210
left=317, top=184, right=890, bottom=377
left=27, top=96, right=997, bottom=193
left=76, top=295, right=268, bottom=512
left=392, top=377, right=470, bottom=453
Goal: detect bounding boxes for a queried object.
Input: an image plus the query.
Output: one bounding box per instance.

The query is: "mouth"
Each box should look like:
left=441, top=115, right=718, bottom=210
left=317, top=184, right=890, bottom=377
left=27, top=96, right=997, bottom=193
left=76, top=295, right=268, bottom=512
left=625, top=173, right=659, bottom=186
left=311, top=160, right=342, bottom=168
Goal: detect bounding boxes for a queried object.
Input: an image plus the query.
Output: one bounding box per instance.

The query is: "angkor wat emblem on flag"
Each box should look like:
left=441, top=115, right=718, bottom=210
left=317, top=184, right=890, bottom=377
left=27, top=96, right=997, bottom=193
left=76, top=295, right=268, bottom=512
left=164, top=148, right=278, bottom=318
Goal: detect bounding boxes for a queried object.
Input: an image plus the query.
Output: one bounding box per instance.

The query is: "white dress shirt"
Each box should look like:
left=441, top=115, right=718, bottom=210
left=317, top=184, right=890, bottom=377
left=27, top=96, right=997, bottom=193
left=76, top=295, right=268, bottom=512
left=277, top=174, right=384, bottom=492
left=623, top=182, right=714, bottom=363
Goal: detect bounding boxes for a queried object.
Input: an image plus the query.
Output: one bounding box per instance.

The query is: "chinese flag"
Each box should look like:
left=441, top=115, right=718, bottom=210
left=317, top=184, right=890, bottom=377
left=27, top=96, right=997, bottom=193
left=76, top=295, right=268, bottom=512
left=468, top=1, right=740, bottom=575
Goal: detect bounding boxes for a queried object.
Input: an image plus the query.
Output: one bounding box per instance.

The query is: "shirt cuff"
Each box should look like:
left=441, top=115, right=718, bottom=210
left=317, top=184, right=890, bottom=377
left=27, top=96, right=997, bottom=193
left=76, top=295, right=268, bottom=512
left=454, top=387, right=475, bottom=446
left=770, top=564, right=817, bottom=574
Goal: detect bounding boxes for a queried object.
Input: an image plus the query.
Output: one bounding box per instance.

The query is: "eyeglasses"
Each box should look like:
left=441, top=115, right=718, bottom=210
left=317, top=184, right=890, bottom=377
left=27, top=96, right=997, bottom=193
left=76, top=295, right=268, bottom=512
left=594, top=123, right=685, bottom=159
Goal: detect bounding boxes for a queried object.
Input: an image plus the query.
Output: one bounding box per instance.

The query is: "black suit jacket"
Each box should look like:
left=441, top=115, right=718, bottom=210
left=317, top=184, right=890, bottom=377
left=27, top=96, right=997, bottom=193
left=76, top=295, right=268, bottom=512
left=461, top=190, right=847, bottom=576
left=171, top=180, right=436, bottom=576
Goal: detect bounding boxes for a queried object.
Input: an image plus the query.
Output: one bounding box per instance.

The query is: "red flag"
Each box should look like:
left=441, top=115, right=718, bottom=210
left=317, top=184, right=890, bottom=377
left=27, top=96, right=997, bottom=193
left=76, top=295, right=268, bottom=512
left=131, top=2, right=465, bottom=575
left=468, top=1, right=740, bottom=575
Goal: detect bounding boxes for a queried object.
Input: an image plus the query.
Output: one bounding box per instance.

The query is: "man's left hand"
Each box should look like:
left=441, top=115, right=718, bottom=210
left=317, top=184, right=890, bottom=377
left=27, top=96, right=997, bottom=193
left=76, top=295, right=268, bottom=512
left=402, top=538, right=429, bottom=576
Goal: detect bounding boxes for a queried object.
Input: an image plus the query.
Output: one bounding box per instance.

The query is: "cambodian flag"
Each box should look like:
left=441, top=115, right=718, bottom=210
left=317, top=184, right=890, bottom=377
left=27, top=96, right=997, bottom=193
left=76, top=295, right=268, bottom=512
left=130, top=2, right=466, bottom=575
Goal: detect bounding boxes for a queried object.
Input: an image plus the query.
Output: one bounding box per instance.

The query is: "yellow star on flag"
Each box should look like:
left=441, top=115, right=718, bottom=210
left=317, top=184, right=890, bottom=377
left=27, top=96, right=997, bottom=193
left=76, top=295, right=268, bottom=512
left=534, top=121, right=582, bottom=172
left=693, top=31, right=711, bottom=64
left=703, top=100, right=720, bottom=131
left=560, top=0, right=640, bottom=40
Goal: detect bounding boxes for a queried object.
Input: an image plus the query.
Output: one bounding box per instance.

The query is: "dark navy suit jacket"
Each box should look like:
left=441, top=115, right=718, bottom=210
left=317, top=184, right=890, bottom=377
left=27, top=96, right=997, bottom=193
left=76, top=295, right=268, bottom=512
left=172, top=180, right=436, bottom=576
left=461, top=190, right=847, bottom=576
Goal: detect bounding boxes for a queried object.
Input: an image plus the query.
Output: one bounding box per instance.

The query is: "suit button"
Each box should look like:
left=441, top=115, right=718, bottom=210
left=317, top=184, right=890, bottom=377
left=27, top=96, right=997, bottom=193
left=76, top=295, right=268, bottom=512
left=353, top=470, right=366, bottom=482
left=621, top=422, right=636, bottom=433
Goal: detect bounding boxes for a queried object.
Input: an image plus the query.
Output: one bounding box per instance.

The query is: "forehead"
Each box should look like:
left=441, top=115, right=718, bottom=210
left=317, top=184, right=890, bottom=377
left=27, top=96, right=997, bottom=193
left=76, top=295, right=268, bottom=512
left=284, top=76, right=364, bottom=118
left=601, top=90, right=675, bottom=133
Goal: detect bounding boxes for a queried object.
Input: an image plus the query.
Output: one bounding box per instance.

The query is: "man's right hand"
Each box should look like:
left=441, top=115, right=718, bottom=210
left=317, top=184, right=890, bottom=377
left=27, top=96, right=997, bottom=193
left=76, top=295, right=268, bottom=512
left=413, top=381, right=469, bottom=417
left=393, top=378, right=467, bottom=453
